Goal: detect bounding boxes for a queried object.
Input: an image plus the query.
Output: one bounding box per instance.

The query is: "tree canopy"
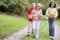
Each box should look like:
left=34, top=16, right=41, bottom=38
left=0, top=0, right=60, bottom=16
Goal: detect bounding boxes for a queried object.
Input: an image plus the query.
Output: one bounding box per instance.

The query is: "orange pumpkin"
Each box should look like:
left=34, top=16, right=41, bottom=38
left=32, top=15, right=35, bottom=19
left=49, top=13, right=56, bottom=17
left=38, top=14, right=42, bottom=18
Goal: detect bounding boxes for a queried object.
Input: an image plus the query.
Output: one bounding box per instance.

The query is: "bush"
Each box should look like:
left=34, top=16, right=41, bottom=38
left=57, top=8, right=60, bottom=19
left=0, top=5, right=7, bottom=12
left=42, top=8, right=46, bottom=15
left=7, top=4, right=16, bottom=13
left=0, top=0, right=60, bottom=16
left=0, top=0, right=30, bottom=16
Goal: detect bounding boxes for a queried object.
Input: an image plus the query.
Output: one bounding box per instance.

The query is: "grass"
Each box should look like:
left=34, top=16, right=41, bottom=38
left=56, top=19, right=60, bottom=26
left=0, top=14, right=28, bottom=35
left=23, top=19, right=49, bottom=40
left=0, top=12, right=59, bottom=40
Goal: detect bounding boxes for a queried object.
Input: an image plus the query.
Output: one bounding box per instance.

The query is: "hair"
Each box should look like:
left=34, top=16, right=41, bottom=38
left=35, top=3, right=42, bottom=10
left=49, top=2, right=57, bottom=8
left=31, top=2, right=35, bottom=3
left=31, top=2, right=35, bottom=8
left=31, top=2, right=35, bottom=4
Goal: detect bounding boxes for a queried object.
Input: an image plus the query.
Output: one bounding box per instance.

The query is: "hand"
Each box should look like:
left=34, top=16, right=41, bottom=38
left=28, top=15, right=32, bottom=19
left=38, top=14, right=42, bottom=19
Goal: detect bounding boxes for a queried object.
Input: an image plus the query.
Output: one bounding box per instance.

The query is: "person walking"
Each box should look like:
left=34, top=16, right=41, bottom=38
left=46, top=2, right=58, bottom=39
left=25, top=2, right=35, bottom=36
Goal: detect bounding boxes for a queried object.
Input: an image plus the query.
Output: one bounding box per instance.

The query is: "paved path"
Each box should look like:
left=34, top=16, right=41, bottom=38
left=55, top=24, right=60, bottom=40
left=0, top=26, right=28, bottom=40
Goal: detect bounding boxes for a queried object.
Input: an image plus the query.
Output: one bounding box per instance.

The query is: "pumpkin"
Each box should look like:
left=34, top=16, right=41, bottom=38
left=38, top=14, right=42, bottom=18
left=49, top=13, right=56, bottom=17
left=32, top=15, right=35, bottom=19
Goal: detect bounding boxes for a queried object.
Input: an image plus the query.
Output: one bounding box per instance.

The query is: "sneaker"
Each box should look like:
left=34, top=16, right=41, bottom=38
left=27, top=32, right=31, bottom=36
left=35, top=36, right=39, bottom=39
left=51, top=37, right=54, bottom=39
left=49, top=36, right=52, bottom=39
left=49, top=36, right=54, bottom=40
left=51, top=37, right=54, bottom=40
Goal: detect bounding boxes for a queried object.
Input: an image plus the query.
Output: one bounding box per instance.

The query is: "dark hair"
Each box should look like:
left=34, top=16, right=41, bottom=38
left=49, top=2, right=56, bottom=8
left=31, top=2, right=34, bottom=3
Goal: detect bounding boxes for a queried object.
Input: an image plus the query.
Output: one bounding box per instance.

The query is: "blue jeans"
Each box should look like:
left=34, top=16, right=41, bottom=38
left=48, top=18, right=55, bottom=37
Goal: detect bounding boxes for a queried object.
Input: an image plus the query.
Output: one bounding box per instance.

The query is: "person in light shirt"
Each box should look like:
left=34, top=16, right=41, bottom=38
left=46, top=2, right=58, bottom=39
left=31, top=3, right=43, bottom=39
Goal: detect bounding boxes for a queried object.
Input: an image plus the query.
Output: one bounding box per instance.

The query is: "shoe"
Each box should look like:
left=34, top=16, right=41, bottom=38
left=35, top=36, right=39, bottom=39
left=49, top=36, right=54, bottom=40
left=51, top=37, right=54, bottom=40
left=27, top=32, right=31, bottom=36
left=51, top=37, right=54, bottom=39
left=49, top=36, right=53, bottom=39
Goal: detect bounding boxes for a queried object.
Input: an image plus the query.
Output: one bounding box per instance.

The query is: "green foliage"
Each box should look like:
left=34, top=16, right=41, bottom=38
left=57, top=8, right=60, bottom=19
left=42, top=8, right=46, bottom=15
left=0, top=0, right=30, bottom=15
left=0, top=0, right=60, bottom=16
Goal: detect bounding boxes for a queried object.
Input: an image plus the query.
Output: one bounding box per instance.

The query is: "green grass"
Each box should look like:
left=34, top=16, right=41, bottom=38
left=23, top=20, right=49, bottom=40
left=56, top=19, right=60, bottom=26
left=0, top=14, right=28, bottom=35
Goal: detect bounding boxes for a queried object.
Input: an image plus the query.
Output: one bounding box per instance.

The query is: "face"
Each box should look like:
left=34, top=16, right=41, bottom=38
left=51, top=2, right=55, bottom=8
left=36, top=5, right=40, bottom=10
left=31, top=3, right=35, bottom=9
left=36, top=3, right=41, bottom=10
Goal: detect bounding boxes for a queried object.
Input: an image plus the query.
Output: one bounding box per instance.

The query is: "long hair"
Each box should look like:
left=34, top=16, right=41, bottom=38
left=49, top=2, right=57, bottom=8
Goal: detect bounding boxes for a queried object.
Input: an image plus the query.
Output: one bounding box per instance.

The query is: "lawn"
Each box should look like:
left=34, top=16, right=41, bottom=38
left=23, top=19, right=49, bottom=40
left=56, top=19, right=60, bottom=26
left=0, top=13, right=28, bottom=36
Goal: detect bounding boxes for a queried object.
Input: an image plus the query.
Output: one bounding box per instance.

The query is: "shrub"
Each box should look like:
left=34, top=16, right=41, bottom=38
left=57, top=8, right=60, bottom=19
left=42, top=8, right=46, bottom=15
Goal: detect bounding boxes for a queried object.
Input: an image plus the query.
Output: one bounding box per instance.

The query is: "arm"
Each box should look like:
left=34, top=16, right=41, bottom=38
left=55, top=9, right=58, bottom=18
left=45, top=8, right=50, bottom=19
left=38, top=10, right=43, bottom=19
left=31, top=10, right=35, bottom=19
left=40, top=10, right=43, bottom=15
left=46, top=8, right=49, bottom=17
left=25, top=9, right=29, bottom=17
